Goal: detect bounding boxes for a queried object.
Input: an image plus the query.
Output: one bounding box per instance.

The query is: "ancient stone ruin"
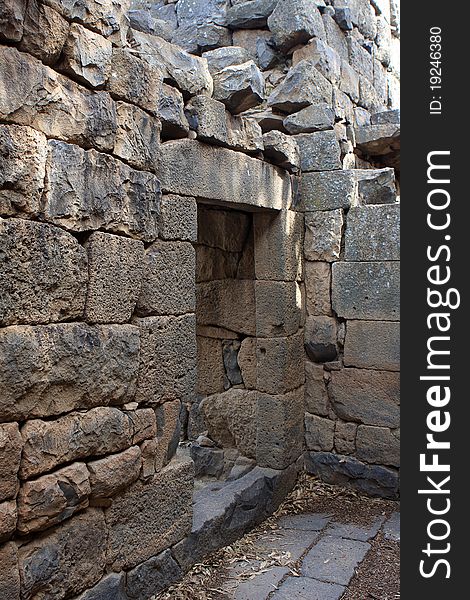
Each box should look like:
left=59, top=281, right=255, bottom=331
left=0, top=0, right=400, bottom=597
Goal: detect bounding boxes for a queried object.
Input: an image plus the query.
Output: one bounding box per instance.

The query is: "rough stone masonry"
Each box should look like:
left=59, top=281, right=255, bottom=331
left=0, top=0, right=400, bottom=597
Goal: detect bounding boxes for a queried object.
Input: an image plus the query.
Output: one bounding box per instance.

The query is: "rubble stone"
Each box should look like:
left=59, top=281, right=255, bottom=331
left=283, top=103, right=335, bottom=134
left=0, top=500, right=17, bottom=542
left=293, top=39, right=341, bottom=85
left=226, top=0, right=278, bottom=29
left=126, top=549, right=182, bottom=599
left=203, top=46, right=253, bottom=74
left=268, top=0, right=325, bottom=51
left=0, top=423, right=22, bottom=502
left=213, top=61, right=265, bottom=114
left=114, top=101, right=161, bottom=171
left=19, top=0, right=70, bottom=65
left=88, top=446, right=142, bottom=501
left=0, top=543, right=20, bottom=600
left=159, top=83, right=190, bottom=139
left=262, top=130, right=300, bottom=172
left=0, top=0, right=27, bottom=42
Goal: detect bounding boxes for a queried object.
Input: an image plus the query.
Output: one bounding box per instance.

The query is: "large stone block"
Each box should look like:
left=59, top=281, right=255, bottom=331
left=212, top=60, right=265, bottom=114
left=344, top=320, right=400, bottom=371
left=339, top=59, right=359, bottom=104
left=355, top=168, right=397, bottom=205
left=44, top=140, right=160, bottom=242
left=17, top=463, right=90, bottom=534
left=283, top=103, right=335, bottom=135
left=0, top=500, right=17, bottom=542
left=85, top=232, right=144, bottom=324
left=198, top=206, right=251, bottom=252
left=0, top=323, right=139, bottom=422
left=107, top=48, right=162, bottom=115
left=329, top=368, right=400, bottom=427
left=157, top=140, right=291, bottom=210
left=105, top=455, right=194, bottom=571
left=226, top=0, right=277, bottom=29
left=172, top=0, right=231, bottom=54
left=129, top=30, right=213, bottom=98
left=255, top=281, right=302, bottom=337
left=201, top=389, right=257, bottom=458
left=305, top=413, right=335, bottom=451
left=267, top=0, right=325, bottom=51
left=197, top=280, right=256, bottom=336
left=137, top=241, right=196, bottom=316
left=197, top=336, right=226, bottom=396
left=346, top=36, right=374, bottom=82
left=0, top=542, right=20, bottom=600
left=332, top=262, right=400, bottom=320
left=159, top=83, right=190, bottom=140
left=305, top=362, right=329, bottom=416
left=305, top=209, right=344, bottom=262
left=356, top=425, right=400, bottom=467
left=135, top=314, right=197, bottom=405
left=0, top=124, right=48, bottom=218
left=126, top=549, right=182, bottom=599
left=345, top=205, right=400, bottom=261
left=263, top=130, right=300, bottom=173
left=322, top=14, right=348, bottom=61
left=0, top=0, right=26, bottom=42
left=304, top=315, right=338, bottom=363
left=114, top=101, right=161, bottom=172
left=254, top=210, right=303, bottom=281
left=267, top=61, right=333, bottom=114
left=18, top=0, right=69, bottom=65
left=203, top=46, right=253, bottom=75
left=305, top=261, right=332, bottom=316
left=0, top=423, right=22, bottom=502
left=295, top=131, right=342, bottom=172
left=293, top=39, right=341, bottom=86
left=185, top=95, right=264, bottom=153
left=256, top=386, right=304, bottom=469
left=0, top=47, right=116, bottom=152
left=60, top=23, right=112, bottom=88
left=0, top=218, right=87, bottom=327
left=300, top=170, right=357, bottom=212
left=76, top=573, right=127, bottom=600
left=20, top=407, right=152, bottom=479
left=88, top=446, right=142, bottom=503
left=153, top=399, right=182, bottom=471
left=159, top=195, right=197, bottom=242
left=256, top=331, right=305, bottom=394
left=18, top=508, right=106, bottom=600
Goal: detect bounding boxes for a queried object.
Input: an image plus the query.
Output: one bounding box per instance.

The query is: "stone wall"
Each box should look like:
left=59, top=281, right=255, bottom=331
left=0, top=0, right=399, bottom=597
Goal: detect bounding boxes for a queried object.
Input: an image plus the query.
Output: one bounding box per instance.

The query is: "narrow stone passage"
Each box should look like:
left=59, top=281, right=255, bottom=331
left=155, top=475, right=400, bottom=600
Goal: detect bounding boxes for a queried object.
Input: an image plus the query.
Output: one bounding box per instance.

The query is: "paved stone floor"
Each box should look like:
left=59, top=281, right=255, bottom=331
left=215, top=510, right=400, bottom=599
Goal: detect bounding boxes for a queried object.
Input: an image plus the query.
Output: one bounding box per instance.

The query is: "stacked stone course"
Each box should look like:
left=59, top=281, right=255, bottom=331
left=1, top=0, right=399, bottom=596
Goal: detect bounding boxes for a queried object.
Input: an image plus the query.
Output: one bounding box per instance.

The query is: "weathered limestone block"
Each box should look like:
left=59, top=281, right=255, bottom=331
left=300, top=170, right=357, bottom=211
left=20, top=407, right=151, bottom=479
left=345, top=205, right=400, bottom=262
left=305, top=361, right=329, bottom=416
left=126, top=549, right=182, bottom=599
left=157, top=140, right=291, bottom=210
left=257, top=386, right=304, bottom=469
left=213, top=61, right=265, bottom=114
left=197, top=337, right=225, bottom=395
left=293, top=39, right=341, bottom=86
left=226, top=0, right=277, bottom=28
left=254, top=210, right=303, bottom=281
left=238, top=337, right=257, bottom=389
left=262, top=130, right=300, bottom=173
left=185, top=95, right=264, bottom=153
left=203, top=46, right=253, bottom=74
left=135, top=314, right=197, bottom=405
left=88, top=446, right=142, bottom=502
left=17, top=463, right=90, bottom=534
left=107, top=48, right=162, bottom=114
left=0, top=47, right=117, bottom=152
left=0, top=543, right=20, bottom=600
left=295, top=131, right=342, bottom=172
left=114, top=101, right=161, bottom=172
left=335, top=420, right=357, bottom=454
left=256, top=281, right=302, bottom=337
left=19, top=0, right=70, bottom=65
left=19, top=508, right=106, bottom=600
left=197, top=280, right=256, bottom=336
left=76, top=573, right=127, bottom=600
left=159, top=194, right=197, bottom=242
left=84, top=232, right=143, bottom=324
left=0, top=500, right=17, bottom=542
left=201, top=389, right=257, bottom=458
left=355, top=123, right=400, bottom=156
left=332, top=262, right=400, bottom=320
left=129, top=30, right=213, bottom=98
left=137, top=241, right=195, bottom=317
left=44, top=141, right=160, bottom=242
left=60, top=23, right=112, bottom=88
left=305, top=261, right=332, bottom=316
left=159, top=83, right=190, bottom=139
left=106, top=455, right=194, bottom=571
left=0, top=423, right=22, bottom=502
left=267, top=61, right=333, bottom=114
left=283, top=103, right=335, bottom=134
left=267, top=0, right=325, bottom=51
left=330, top=368, right=400, bottom=428
left=344, top=321, right=400, bottom=371
left=356, top=426, right=400, bottom=467
left=305, top=413, right=335, bottom=451
left=305, top=209, right=344, bottom=262
left=0, top=218, right=87, bottom=327
left=0, top=125, right=47, bottom=218
left=304, top=315, right=338, bottom=363
left=256, top=331, right=305, bottom=394
left=44, top=0, right=130, bottom=39
left=0, top=324, right=139, bottom=422
left=355, top=168, right=397, bottom=205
